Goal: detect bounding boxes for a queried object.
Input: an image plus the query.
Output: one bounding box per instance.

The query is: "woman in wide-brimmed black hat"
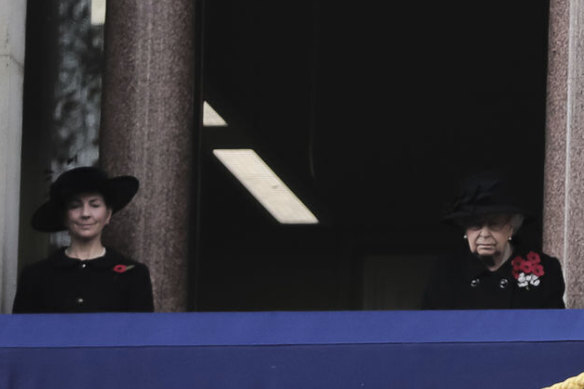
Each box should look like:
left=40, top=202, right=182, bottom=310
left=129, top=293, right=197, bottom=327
left=13, top=166, right=154, bottom=313
left=422, top=171, right=565, bottom=310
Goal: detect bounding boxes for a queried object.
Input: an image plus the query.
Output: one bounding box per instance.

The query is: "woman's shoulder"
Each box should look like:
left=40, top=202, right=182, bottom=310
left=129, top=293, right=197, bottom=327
left=26, top=247, right=67, bottom=266
left=18, top=248, right=67, bottom=276
left=511, top=248, right=563, bottom=275
left=104, top=247, right=150, bottom=272
left=513, top=248, right=561, bottom=263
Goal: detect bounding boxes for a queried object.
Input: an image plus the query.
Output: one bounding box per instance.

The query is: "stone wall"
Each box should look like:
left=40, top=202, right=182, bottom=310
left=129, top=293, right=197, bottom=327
left=100, top=0, right=197, bottom=311
left=544, top=0, right=584, bottom=308
left=0, top=0, right=26, bottom=312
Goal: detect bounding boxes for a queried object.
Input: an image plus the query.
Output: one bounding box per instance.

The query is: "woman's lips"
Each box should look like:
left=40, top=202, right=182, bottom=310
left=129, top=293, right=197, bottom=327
left=477, top=244, right=495, bottom=250
left=76, top=223, right=96, bottom=228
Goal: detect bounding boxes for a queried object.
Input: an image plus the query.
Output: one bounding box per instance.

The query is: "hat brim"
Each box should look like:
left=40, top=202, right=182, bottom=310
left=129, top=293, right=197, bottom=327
left=442, top=205, right=527, bottom=225
left=31, top=176, right=139, bottom=232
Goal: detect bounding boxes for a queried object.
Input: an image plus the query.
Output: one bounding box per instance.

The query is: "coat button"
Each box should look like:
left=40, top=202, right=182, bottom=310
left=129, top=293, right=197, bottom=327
left=76, top=297, right=84, bottom=304
left=499, top=279, right=509, bottom=289
left=470, top=279, right=480, bottom=288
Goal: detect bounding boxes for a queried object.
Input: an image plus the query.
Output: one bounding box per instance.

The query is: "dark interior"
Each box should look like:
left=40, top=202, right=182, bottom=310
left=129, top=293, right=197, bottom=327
left=21, top=0, right=551, bottom=311
left=197, top=0, right=550, bottom=310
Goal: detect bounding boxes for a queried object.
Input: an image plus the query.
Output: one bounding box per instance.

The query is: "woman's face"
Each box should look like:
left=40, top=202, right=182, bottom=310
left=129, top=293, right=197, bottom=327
left=464, top=214, right=514, bottom=259
left=65, top=193, right=112, bottom=243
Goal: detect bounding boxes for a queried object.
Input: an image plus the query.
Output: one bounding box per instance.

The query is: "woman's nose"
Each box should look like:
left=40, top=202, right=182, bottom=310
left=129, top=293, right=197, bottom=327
left=478, top=226, right=491, bottom=237
left=81, top=204, right=91, bottom=216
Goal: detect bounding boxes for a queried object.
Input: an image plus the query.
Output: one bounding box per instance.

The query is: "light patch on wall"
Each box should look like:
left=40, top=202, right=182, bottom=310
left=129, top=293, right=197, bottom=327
left=203, top=101, right=227, bottom=127
left=91, top=0, right=106, bottom=26
left=213, top=149, right=318, bottom=224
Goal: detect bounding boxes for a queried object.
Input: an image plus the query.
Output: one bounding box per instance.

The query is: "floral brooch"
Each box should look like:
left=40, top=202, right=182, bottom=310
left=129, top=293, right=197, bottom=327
left=113, top=264, right=135, bottom=273
left=511, top=251, right=544, bottom=289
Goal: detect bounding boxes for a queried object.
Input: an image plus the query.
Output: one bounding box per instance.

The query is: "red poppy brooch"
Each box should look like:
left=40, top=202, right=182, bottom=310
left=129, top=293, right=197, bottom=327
left=113, top=264, right=135, bottom=273
left=511, top=251, right=544, bottom=289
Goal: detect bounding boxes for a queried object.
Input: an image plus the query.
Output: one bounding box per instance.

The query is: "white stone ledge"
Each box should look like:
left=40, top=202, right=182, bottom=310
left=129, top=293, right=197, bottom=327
left=0, top=0, right=26, bottom=64
left=0, top=54, right=24, bottom=313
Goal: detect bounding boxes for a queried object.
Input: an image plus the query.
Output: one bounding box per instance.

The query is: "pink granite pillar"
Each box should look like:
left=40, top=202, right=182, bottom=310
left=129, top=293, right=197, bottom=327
left=544, top=0, right=584, bottom=308
left=99, top=0, right=199, bottom=311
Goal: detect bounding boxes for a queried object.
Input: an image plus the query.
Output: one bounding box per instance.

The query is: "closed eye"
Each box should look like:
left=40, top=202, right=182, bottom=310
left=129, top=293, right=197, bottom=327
left=67, top=201, right=82, bottom=210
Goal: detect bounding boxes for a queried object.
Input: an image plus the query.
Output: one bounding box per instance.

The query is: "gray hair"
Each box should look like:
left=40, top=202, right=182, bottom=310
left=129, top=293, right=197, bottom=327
left=510, top=214, right=525, bottom=233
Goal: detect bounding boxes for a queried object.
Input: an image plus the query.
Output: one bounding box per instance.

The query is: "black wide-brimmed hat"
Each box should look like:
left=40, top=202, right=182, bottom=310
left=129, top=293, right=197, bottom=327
left=442, top=171, right=526, bottom=224
left=31, top=166, right=139, bottom=232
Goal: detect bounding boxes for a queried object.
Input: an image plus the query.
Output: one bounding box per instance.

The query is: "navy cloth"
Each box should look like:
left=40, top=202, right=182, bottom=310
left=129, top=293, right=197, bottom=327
left=12, top=247, right=153, bottom=313
left=2, top=310, right=584, bottom=389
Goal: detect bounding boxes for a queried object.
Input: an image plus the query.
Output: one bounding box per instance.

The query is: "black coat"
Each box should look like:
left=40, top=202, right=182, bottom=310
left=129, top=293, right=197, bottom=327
left=13, top=247, right=154, bottom=313
left=422, top=245, right=565, bottom=310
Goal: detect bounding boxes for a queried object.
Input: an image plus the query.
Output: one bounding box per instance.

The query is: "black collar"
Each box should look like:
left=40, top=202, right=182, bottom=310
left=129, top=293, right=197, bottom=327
left=461, top=246, right=518, bottom=280
left=48, top=247, right=118, bottom=269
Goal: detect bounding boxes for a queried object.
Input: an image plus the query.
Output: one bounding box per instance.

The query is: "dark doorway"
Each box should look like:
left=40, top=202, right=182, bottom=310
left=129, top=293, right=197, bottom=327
left=196, top=1, right=550, bottom=310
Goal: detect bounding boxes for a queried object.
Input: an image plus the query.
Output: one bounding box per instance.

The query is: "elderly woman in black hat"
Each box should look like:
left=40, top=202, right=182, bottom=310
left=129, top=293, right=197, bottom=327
left=13, top=166, right=154, bottom=313
left=422, top=172, right=565, bottom=309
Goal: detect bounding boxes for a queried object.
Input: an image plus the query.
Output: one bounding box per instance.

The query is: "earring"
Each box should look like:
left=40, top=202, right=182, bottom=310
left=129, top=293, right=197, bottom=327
left=463, top=234, right=468, bottom=239
left=508, top=236, right=512, bottom=241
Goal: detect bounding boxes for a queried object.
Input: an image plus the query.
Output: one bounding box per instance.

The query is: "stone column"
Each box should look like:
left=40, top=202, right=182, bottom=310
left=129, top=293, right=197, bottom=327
left=0, top=0, right=26, bottom=313
left=544, top=0, right=584, bottom=308
left=100, top=0, right=198, bottom=311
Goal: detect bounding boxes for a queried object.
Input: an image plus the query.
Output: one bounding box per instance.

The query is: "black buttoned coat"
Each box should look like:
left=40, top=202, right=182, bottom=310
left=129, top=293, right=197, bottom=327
left=422, top=245, right=565, bottom=310
left=13, top=247, right=154, bottom=313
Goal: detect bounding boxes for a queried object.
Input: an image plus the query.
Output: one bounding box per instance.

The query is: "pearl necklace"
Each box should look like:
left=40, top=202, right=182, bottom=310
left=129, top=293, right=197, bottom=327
left=65, top=247, right=106, bottom=260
